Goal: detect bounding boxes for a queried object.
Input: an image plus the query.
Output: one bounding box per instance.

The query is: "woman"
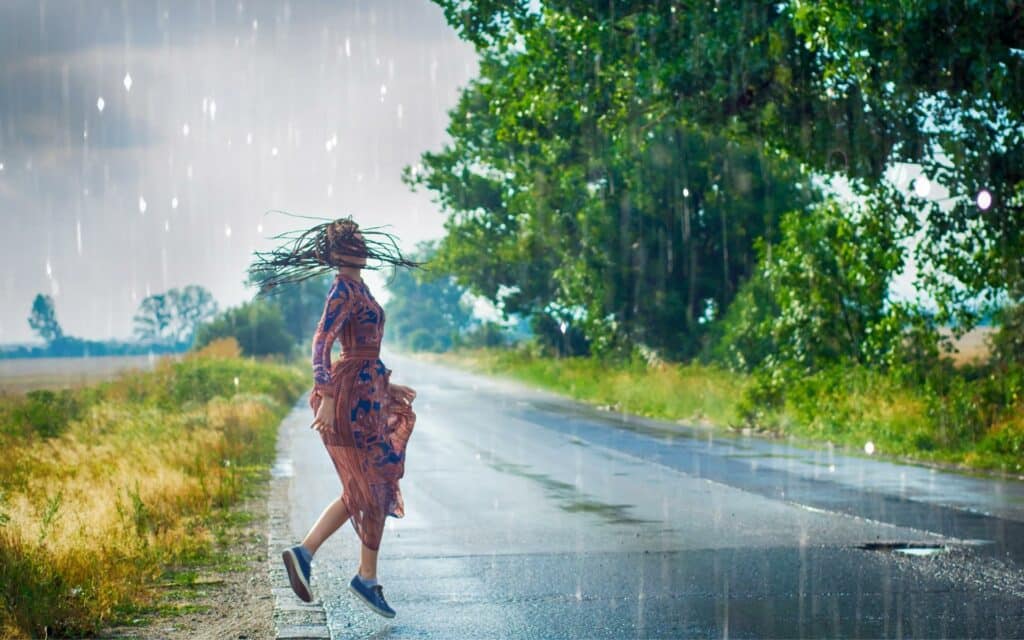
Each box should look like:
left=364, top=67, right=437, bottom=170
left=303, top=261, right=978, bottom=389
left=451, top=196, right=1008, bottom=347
left=248, top=215, right=420, bottom=618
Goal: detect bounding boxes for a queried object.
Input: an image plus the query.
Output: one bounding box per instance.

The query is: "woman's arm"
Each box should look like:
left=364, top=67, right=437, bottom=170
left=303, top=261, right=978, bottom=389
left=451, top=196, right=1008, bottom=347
left=311, top=278, right=352, bottom=398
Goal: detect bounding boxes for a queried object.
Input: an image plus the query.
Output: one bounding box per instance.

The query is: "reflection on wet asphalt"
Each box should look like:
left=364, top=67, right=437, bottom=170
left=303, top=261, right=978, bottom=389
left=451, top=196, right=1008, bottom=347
left=284, top=352, right=1024, bottom=639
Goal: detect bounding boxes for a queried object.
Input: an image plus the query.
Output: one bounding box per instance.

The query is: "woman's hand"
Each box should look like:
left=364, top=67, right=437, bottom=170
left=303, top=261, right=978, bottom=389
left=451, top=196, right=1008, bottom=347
left=311, top=395, right=335, bottom=434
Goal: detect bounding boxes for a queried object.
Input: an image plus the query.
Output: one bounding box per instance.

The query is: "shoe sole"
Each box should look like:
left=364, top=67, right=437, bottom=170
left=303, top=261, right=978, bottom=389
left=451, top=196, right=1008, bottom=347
left=282, top=549, right=313, bottom=603
left=348, top=584, right=396, bottom=618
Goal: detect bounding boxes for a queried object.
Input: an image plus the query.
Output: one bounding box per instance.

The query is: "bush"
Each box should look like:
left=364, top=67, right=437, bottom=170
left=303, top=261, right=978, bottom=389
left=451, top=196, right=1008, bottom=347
left=407, top=329, right=439, bottom=352
left=457, top=321, right=509, bottom=349
left=193, top=300, right=295, bottom=358
left=3, top=389, right=90, bottom=439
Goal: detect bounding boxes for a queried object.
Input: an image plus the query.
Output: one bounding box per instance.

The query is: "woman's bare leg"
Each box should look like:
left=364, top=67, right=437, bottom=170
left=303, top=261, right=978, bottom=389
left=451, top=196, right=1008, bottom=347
left=301, top=496, right=350, bottom=555
left=358, top=543, right=379, bottom=581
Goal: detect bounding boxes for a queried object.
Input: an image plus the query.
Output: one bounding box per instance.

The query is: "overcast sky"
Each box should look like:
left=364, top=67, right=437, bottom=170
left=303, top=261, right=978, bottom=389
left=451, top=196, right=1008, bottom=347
left=0, top=0, right=478, bottom=344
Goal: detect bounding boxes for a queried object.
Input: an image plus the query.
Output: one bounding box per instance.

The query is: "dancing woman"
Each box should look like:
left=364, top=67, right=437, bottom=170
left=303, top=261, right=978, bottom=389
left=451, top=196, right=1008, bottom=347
left=248, top=215, right=421, bottom=617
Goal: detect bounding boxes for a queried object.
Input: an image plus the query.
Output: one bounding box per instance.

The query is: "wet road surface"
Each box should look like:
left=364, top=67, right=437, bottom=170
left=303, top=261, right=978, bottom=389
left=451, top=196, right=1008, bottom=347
left=280, top=352, right=1024, bottom=638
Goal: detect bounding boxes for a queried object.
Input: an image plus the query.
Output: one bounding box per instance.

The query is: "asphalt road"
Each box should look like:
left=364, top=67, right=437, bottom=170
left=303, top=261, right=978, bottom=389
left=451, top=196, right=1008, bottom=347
left=281, top=352, right=1024, bottom=639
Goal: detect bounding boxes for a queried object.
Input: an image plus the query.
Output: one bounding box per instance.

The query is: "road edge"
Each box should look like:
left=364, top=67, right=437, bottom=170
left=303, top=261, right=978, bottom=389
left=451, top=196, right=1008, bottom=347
left=267, top=400, right=333, bottom=640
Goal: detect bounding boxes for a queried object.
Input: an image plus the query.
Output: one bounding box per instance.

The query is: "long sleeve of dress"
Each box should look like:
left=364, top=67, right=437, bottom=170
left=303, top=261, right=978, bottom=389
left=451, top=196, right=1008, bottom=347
left=311, top=278, right=352, bottom=399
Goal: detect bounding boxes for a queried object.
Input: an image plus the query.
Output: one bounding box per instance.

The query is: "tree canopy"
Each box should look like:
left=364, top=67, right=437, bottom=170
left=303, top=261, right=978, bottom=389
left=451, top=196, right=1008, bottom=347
left=413, top=0, right=1022, bottom=364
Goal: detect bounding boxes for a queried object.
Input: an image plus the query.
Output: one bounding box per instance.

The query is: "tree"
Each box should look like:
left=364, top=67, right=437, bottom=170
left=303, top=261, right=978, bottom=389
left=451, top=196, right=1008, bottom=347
left=407, top=4, right=817, bottom=358
left=428, top=0, right=1024, bottom=329
left=716, top=195, right=914, bottom=374
left=168, top=285, right=218, bottom=345
left=383, top=242, right=475, bottom=352
left=245, top=272, right=335, bottom=346
left=27, top=294, right=63, bottom=344
left=134, top=285, right=218, bottom=347
left=192, top=300, right=294, bottom=357
left=133, top=294, right=173, bottom=345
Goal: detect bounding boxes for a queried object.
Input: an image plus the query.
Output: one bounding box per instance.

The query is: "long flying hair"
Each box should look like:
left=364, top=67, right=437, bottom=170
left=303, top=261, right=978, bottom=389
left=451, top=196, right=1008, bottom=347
left=247, top=212, right=423, bottom=295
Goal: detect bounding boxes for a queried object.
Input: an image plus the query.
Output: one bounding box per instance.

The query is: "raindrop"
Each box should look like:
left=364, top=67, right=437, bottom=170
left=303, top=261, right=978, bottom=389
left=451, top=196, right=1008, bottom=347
left=209, top=100, right=217, bottom=121
left=171, top=196, right=179, bottom=209
left=76, top=219, right=82, bottom=255
left=225, top=224, right=232, bottom=238
left=252, top=19, right=258, bottom=31
left=828, top=464, right=836, bottom=473
left=182, top=123, right=190, bottom=136
left=83, top=128, right=88, bottom=140
left=976, top=189, right=992, bottom=210
left=682, top=187, right=690, bottom=197
left=138, top=196, right=147, bottom=214
left=864, top=441, right=876, bottom=455
left=397, top=104, right=403, bottom=121
left=345, top=37, right=351, bottom=57
left=271, top=147, right=279, bottom=157
left=380, top=84, right=387, bottom=102
left=96, top=96, right=105, bottom=112
left=123, top=72, right=133, bottom=92
left=164, top=219, right=170, bottom=232
left=246, top=132, right=253, bottom=145
left=913, top=176, right=931, bottom=198
left=256, top=223, right=263, bottom=233
left=187, top=164, right=193, bottom=179
left=45, top=258, right=52, bottom=277
left=0, top=162, right=4, bottom=171
left=327, top=184, right=334, bottom=197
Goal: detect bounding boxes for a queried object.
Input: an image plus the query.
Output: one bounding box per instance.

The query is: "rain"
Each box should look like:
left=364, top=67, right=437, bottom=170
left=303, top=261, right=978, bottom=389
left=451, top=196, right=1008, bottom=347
left=1, top=1, right=1023, bottom=639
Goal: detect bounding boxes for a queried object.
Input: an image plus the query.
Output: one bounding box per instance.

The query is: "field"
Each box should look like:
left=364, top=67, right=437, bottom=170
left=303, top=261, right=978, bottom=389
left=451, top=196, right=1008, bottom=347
left=0, top=340, right=307, bottom=638
left=0, top=355, right=172, bottom=394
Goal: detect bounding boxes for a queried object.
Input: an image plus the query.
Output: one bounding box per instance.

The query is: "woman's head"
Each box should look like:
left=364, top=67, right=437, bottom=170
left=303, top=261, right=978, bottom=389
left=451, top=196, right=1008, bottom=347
left=247, top=212, right=422, bottom=293
left=323, top=217, right=367, bottom=268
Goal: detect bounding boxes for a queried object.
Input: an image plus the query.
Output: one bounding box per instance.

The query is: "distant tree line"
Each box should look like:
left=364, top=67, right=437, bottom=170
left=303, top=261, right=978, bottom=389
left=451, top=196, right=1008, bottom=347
left=5, top=288, right=216, bottom=359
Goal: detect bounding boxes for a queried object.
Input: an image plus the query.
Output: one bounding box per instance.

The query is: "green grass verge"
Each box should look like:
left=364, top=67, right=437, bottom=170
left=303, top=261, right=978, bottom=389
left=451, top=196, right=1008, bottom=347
left=423, top=347, right=1023, bottom=477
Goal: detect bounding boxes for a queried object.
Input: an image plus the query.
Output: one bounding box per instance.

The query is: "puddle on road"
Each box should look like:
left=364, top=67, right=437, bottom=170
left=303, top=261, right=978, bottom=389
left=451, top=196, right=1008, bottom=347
left=858, top=541, right=949, bottom=556
left=474, top=447, right=651, bottom=526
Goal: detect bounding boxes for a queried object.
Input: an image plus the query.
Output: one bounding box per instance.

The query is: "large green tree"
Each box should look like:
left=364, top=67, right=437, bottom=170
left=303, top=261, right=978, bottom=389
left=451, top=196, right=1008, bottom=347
left=429, top=0, right=1023, bottom=330
left=408, top=4, right=817, bottom=358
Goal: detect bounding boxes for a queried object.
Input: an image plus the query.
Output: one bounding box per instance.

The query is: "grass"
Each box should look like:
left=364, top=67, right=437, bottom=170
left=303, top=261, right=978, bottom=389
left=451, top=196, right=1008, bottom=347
left=431, top=347, right=746, bottom=428
left=424, top=346, right=1024, bottom=477
left=0, top=338, right=307, bottom=638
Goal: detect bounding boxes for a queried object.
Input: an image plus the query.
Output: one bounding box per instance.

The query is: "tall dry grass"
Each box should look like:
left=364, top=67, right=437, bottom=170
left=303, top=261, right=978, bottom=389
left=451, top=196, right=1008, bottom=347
left=0, top=338, right=306, bottom=638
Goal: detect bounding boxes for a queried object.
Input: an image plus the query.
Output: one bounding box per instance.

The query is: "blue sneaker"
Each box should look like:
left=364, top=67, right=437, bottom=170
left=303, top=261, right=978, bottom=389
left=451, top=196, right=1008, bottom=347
left=349, top=574, right=396, bottom=618
left=282, top=545, right=314, bottom=602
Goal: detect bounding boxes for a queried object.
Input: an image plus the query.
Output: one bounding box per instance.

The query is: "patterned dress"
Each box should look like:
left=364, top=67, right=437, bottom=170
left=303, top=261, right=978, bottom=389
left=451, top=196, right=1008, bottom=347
left=309, top=272, right=416, bottom=551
